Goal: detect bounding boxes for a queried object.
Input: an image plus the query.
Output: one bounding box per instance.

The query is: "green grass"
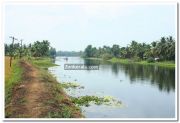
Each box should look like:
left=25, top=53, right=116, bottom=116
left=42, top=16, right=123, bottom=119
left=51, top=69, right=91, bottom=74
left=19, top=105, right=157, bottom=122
left=30, top=57, right=58, bottom=68
left=108, top=57, right=175, bottom=68
left=5, top=59, right=23, bottom=105
left=84, top=57, right=103, bottom=60
left=136, top=60, right=175, bottom=68
left=108, top=58, right=130, bottom=64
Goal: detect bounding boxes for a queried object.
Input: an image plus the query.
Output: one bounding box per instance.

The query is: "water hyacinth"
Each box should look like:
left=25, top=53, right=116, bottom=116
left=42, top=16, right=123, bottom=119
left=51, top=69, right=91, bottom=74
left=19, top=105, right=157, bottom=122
left=71, top=95, right=123, bottom=108
left=61, top=82, right=84, bottom=89
left=61, top=82, right=123, bottom=108
left=103, top=96, right=122, bottom=107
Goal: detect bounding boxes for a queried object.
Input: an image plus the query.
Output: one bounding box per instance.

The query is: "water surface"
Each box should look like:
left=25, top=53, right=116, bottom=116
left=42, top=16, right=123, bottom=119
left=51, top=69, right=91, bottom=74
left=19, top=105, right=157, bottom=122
left=49, top=57, right=175, bottom=118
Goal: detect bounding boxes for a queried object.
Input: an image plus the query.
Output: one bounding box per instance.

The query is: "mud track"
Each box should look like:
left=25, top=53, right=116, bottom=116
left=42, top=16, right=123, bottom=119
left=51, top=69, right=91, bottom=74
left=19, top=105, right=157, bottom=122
left=6, top=61, right=51, bottom=117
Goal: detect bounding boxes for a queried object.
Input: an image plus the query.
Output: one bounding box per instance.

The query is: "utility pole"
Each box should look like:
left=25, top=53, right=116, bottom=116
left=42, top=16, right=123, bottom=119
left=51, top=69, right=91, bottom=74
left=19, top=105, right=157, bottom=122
left=9, top=36, right=18, bottom=67
left=19, top=39, right=23, bottom=58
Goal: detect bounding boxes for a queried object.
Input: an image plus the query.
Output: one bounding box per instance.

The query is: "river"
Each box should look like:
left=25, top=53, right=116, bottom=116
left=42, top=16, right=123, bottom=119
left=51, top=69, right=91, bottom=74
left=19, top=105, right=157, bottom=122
left=49, top=57, right=175, bottom=118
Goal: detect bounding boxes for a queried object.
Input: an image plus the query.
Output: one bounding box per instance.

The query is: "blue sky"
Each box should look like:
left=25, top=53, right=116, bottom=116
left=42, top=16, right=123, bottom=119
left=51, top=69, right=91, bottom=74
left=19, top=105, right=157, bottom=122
left=5, top=3, right=176, bottom=51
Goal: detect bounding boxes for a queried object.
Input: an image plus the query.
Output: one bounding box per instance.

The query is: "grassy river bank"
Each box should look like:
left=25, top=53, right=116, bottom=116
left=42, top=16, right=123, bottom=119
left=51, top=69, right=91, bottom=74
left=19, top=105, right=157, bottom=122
left=5, top=57, right=83, bottom=118
left=85, top=57, right=175, bottom=68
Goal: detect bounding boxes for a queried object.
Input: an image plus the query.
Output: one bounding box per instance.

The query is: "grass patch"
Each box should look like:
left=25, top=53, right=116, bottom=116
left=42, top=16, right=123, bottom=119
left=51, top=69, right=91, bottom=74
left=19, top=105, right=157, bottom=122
left=5, top=57, right=23, bottom=105
left=108, top=57, right=175, bottom=68
left=108, top=58, right=130, bottom=64
left=84, top=57, right=103, bottom=61
left=30, top=57, right=58, bottom=68
left=5, top=57, right=24, bottom=117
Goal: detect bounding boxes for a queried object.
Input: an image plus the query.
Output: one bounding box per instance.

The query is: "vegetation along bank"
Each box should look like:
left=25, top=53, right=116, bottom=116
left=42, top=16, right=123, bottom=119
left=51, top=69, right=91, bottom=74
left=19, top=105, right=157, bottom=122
left=83, top=36, right=175, bottom=68
left=5, top=40, right=83, bottom=118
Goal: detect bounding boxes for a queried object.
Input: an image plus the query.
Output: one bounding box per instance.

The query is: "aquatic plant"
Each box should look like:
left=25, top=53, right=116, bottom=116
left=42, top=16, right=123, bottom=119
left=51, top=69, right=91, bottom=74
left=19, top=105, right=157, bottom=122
left=61, top=82, right=122, bottom=108
left=71, top=95, right=122, bottom=107
left=61, top=82, right=84, bottom=89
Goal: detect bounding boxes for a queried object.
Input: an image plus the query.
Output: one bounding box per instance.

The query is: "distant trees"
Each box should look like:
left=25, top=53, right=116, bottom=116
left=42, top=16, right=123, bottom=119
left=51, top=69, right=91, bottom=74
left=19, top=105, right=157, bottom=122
left=153, top=36, right=175, bottom=60
left=56, top=51, right=82, bottom=57
left=83, top=36, right=175, bottom=61
left=84, top=45, right=94, bottom=57
left=111, top=45, right=120, bottom=57
left=5, top=40, right=56, bottom=58
left=5, top=36, right=175, bottom=62
left=49, top=47, right=56, bottom=58
left=31, top=40, right=50, bottom=57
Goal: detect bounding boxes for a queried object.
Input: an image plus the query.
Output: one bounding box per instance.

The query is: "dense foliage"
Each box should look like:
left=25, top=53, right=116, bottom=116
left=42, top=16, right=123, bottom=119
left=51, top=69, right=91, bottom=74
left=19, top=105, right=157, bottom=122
left=56, top=51, right=82, bottom=57
left=83, top=36, right=175, bottom=61
left=5, top=40, right=56, bottom=58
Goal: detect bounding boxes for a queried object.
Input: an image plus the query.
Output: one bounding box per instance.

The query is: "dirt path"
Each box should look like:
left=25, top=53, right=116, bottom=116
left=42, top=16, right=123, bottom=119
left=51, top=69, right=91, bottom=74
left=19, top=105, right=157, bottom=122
left=6, top=60, right=82, bottom=118
left=8, top=60, right=50, bottom=118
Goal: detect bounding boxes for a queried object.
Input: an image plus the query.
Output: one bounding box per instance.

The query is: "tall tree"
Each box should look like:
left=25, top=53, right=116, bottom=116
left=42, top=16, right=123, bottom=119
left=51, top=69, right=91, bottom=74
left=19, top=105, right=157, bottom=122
left=111, top=44, right=120, bottom=57
left=84, top=45, right=93, bottom=57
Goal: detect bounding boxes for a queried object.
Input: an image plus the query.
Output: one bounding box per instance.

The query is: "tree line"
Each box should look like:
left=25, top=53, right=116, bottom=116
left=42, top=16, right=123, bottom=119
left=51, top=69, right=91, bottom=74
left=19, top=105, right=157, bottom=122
left=5, top=40, right=56, bottom=59
left=56, top=51, right=83, bottom=57
left=83, top=36, right=175, bottom=62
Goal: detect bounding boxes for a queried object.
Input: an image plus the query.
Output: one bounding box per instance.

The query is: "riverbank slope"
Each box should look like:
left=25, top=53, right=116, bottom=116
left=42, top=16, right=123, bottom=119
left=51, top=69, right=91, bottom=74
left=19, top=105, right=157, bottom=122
left=85, top=57, right=175, bottom=68
left=5, top=57, right=83, bottom=118
left=108, top=58, right=175, bottom=68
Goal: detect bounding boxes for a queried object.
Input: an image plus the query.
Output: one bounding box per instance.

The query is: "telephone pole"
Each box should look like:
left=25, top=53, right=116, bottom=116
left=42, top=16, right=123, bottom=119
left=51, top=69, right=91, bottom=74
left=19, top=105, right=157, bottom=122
left=9, top=36, right=18, bottom=67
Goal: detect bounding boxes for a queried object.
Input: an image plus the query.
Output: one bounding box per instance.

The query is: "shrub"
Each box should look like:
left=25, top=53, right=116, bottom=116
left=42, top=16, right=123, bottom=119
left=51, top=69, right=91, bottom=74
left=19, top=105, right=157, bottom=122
left=133, top=56, right=141, bottom=62
left=101, top=53, right=113, bottom=60
left=147, top=57, right=155, bottom=63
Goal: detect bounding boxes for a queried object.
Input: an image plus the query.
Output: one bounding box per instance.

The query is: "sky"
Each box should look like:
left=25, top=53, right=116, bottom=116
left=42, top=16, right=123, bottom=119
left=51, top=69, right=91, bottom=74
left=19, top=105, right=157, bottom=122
left=4, top=3, right=176, bottom=51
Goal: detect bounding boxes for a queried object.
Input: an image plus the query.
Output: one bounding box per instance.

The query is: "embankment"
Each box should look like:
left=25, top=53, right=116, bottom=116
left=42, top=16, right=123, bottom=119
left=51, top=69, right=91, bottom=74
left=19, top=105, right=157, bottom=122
left=5, top=57, right=83, bottom=118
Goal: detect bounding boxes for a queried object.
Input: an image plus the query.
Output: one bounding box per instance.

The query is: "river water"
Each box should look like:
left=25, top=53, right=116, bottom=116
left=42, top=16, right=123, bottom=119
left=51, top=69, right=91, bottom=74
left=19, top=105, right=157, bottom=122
left=49, top=57, right=175, bottom=118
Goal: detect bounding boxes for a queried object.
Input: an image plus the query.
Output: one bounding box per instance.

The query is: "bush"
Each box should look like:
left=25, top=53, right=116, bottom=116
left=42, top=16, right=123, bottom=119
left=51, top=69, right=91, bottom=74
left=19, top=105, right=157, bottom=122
left=101, top=53, right=113, bottom=60
left=133, top=56, right=141, bottom=62
left=147, top=57, right=155, bottom=63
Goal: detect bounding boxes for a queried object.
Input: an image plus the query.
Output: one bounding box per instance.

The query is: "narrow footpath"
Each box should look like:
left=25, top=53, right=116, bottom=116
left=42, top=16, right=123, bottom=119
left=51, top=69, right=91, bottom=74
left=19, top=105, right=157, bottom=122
left=6, top=60, right=82, bottom=118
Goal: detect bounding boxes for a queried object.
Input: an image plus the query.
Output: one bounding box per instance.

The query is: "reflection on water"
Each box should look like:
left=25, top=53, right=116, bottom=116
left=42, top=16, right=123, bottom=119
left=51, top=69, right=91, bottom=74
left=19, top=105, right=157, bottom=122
left=49, top=57, right=175, bottom=118
left=121, top=64, right=175, bottom=93
left=84, top=59, right=175, bottom=93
